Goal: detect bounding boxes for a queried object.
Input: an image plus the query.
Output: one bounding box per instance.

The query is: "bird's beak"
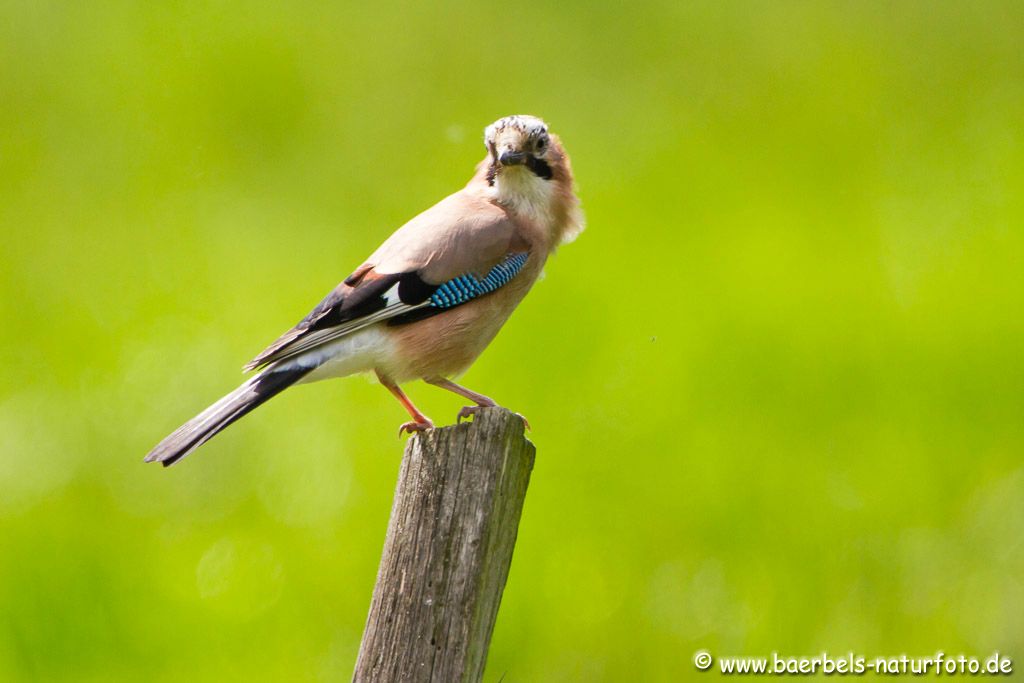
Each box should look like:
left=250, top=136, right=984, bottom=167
left=498, top=149, right=527, bottom=166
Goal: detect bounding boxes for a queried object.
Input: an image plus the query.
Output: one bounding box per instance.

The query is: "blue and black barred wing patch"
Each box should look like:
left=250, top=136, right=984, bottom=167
left=387, top=252, right=530, bottom=325
left=429, top=252, right=529, bottom=308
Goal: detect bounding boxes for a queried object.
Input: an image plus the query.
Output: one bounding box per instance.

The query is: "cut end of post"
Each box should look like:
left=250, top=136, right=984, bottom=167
left=412, top=407, right=532, bottom=449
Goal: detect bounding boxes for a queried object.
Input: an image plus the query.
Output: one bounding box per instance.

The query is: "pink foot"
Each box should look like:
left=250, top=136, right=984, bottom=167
left=456, top=405, right=483, bottom=423
left=457, top=406, right=531, bottom=431
left=398, top=419, right=434, bottom=437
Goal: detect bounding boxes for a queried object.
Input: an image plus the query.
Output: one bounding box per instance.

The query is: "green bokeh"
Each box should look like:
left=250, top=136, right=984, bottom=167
left=2, top=2, right=1023, bottom=680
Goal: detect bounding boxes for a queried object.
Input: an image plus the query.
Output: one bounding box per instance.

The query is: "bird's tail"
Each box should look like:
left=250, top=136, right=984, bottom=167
left=144, top=366, right=310, bottom=467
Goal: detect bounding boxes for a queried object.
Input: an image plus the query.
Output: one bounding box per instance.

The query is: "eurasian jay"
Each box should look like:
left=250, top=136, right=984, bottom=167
left=146, top=115, right=583, bottom=466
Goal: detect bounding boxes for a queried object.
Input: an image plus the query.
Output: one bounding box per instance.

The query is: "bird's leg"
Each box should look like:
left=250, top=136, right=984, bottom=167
left=425, top=377, right=530, bottom=429
left=377, top=372, right=434, bottom=436
left=425, top=377, right=495, bottom=422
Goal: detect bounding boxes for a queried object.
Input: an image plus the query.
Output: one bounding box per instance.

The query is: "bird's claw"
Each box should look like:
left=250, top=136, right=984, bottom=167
left=457, top=406, right=531, bottom=431
left=398, top=420, right=433, bottom=437
left=456, top=405, right=482, bottom=423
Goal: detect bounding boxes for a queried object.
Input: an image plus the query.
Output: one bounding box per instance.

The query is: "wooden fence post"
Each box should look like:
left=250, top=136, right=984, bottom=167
left=353, top=407, right=536, bottom=682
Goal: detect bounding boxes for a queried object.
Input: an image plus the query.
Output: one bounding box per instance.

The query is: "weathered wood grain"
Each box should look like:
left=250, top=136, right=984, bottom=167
left=353, top=408, right=536, bottom=683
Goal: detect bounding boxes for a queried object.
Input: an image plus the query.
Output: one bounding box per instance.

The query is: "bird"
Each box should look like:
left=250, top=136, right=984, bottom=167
left=145, top=115, right=584, bottom=467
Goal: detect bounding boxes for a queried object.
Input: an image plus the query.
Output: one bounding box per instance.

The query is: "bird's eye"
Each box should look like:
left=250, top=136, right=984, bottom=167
left=536, top=137, right=548, bottom=152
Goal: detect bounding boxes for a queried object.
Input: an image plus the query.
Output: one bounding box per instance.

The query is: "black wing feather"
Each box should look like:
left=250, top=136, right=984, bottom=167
left=245, top=253, right=527, bottom=371
left=245, top=271, right=404, bottom=370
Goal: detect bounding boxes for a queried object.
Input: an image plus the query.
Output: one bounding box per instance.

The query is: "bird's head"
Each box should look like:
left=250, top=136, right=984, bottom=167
left=479, top=115, right=583, bottom=243
left=484, top=115, right=554, bottom=180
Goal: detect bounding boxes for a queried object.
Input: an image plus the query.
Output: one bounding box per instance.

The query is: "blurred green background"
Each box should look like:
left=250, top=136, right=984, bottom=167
left=2, top=1, right=1023, bottom=680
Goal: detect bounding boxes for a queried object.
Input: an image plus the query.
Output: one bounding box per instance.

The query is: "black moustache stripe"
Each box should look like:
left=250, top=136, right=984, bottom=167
left=526, top=156, right=553, bottom=180
left=487, top=154, right=553, bottom=184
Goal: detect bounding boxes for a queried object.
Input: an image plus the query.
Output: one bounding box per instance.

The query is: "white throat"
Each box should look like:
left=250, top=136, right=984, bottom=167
left=491, top=167, right=555, bottom=224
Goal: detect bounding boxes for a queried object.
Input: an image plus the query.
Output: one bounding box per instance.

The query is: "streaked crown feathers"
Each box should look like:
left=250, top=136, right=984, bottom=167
left=484, top=115, right=550, bottom=149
